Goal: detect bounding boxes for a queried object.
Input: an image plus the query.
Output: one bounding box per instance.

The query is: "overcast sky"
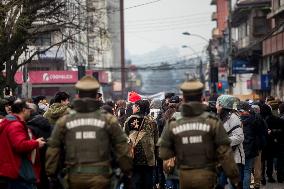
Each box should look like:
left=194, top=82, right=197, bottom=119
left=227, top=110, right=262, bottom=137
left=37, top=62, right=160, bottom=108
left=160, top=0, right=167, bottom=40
left=124, top=0, right=215, bottom=59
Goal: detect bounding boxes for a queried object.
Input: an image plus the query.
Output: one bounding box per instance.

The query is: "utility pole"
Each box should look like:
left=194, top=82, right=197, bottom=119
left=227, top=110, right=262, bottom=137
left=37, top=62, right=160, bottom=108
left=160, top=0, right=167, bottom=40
left=120, top=0, right=126, bottom=98
left=228, top=0, right=233, bottom=94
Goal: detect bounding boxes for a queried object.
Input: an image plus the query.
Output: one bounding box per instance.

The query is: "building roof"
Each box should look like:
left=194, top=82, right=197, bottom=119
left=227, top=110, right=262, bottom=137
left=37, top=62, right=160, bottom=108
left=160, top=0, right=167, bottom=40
left=236, top=0, right=270, bottom=6
left=232, top=0, right=270, bottom=27
left=210, top=0, right=216, bottom=5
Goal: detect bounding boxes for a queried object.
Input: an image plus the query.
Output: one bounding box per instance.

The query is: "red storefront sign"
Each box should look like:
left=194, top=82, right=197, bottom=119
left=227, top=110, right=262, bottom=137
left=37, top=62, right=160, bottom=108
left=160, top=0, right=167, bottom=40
left=13, top=70, right=109, bottom=84
left=29, top=71, right=77, bottom=84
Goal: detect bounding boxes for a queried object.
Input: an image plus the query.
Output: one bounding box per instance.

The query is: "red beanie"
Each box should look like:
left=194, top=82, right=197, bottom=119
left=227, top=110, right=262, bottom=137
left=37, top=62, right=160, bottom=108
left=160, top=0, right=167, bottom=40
left=128, top=91, right=141, bottom=103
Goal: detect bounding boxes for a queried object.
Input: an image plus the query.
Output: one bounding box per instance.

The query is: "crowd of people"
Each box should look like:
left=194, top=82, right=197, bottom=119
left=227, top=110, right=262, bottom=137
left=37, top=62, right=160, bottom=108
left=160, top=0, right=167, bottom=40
left=0, top=76, right=283, bottom=189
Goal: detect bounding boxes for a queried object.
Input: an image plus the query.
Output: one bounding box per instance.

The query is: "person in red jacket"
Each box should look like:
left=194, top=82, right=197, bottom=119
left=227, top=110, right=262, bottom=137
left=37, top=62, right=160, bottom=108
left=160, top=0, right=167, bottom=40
left=0, top=99, right=46, bottom=189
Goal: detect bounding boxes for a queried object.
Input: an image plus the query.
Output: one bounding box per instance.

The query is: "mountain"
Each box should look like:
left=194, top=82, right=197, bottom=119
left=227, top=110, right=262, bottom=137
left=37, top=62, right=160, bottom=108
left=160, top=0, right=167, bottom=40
left=126, top=47, right=201, bottom=94
left=126, top=46, right=180, bottom=66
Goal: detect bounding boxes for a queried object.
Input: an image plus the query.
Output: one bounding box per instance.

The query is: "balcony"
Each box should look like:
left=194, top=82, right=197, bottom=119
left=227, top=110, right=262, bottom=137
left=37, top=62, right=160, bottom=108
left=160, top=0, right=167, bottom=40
left=236, top=36, right=250, bottom=49
left=212, top=28, right=222, bottom=38
left=211, top=12, right=217, bottom=21
left=211, top=0, right=216, bottom=5
left=268, top=5, right=284, bottom=19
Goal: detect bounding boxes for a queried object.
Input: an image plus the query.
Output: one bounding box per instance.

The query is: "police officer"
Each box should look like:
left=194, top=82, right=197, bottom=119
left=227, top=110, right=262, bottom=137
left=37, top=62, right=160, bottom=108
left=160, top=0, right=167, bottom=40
left=45, top=76, right=132, bottom=189
left=158, top=79, right=242, bottom=189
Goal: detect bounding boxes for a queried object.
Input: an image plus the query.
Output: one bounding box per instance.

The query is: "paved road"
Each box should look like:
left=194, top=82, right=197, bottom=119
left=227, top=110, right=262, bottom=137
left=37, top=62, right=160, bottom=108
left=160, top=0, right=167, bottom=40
left=225, top=183, right=284, bottom=189
left=261, top=183, right=284, bottom=189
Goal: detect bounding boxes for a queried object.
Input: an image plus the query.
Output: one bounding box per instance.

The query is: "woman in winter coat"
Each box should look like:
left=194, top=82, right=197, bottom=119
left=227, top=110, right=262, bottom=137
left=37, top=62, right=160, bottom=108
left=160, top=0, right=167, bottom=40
left=124, top=99, right=159, bottom=189
left=216, top=95, right=245, bottom=189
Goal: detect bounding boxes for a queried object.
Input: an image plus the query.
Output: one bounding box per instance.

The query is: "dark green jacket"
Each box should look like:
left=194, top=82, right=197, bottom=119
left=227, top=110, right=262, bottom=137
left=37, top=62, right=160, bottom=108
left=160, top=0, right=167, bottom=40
left=158, top=102, right=240, bottom=184
left=45, top=98, right=132, bottom=176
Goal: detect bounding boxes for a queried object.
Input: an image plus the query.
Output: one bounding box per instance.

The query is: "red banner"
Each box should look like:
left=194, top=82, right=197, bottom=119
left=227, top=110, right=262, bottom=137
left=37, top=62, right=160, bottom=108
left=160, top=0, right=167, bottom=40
left=12, top=70, right=109, bottom=84
left=29, top=71, right=77, bottom=84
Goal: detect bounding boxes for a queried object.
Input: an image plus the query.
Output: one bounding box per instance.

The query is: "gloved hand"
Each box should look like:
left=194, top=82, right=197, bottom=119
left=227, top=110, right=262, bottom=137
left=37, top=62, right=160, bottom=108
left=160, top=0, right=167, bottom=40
left=233, top=181, right=243, bottom=189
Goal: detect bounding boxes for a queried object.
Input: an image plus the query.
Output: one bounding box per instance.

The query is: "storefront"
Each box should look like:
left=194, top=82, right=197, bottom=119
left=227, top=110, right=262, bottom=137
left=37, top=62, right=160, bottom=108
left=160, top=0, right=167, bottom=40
left=14, top=70, right=109, bottom=98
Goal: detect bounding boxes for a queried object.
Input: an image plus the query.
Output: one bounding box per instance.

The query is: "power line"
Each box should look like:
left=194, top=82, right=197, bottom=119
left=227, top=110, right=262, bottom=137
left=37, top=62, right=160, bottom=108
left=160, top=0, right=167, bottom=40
left=126, top=12, right=210, bottom=23
left=125, top=22, right=213, bottom=33
left=128, top=33, right=207, bottom=47
left=108, top=0, right=163, bottom=14
left=130, top=53, right=205, bottom=65
left=90, top=54, right=202, bottom=70
left=96, top=64, right=198, bottom=71
left=125, top=0, right=162, bottom=10
left=125, top=18, right=211, bottom=28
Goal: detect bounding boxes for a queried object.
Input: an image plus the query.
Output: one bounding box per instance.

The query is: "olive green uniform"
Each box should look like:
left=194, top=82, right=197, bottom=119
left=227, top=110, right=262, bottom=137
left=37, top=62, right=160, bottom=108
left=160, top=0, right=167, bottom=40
left=158, top=79, right=240, bottom=189
left=158, top=102, right=240, bottom=189
left=45, top=76, right=132, bottom=189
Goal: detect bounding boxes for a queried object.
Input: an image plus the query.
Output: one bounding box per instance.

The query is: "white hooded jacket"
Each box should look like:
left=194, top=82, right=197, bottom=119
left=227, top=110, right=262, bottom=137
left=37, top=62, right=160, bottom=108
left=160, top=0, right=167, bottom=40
left=223, top=112, right=245, bottom=165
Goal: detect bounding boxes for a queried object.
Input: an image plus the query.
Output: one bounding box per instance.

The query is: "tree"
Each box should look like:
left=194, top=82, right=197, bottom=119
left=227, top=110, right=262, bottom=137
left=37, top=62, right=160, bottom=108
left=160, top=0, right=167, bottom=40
left=0, top=0, right=108, bottom=95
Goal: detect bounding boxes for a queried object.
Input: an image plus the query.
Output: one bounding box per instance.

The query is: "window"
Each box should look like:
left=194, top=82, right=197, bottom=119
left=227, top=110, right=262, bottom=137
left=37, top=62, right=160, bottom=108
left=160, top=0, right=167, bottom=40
left=35, top=33, right=52, bottom=46
left=238, top=22, right=249, bottom=40
left=253, top=17, right=268, bottom=36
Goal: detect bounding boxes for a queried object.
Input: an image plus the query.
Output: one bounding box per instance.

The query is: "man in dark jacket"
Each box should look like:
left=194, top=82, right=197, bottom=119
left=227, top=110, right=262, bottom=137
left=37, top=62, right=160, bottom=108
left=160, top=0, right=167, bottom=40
left=277, top=102, right=284, bottom=183
left=239, top=102, right=260, bottom=189
left=27, top=103, right=52, bottom=189
left=250, top=104, right=268, bottom=188
left=0, top=100, right=45, bottom=189
left=155, top=93, right=175, bottom=189
left=260, top=103, right=284, bottom=183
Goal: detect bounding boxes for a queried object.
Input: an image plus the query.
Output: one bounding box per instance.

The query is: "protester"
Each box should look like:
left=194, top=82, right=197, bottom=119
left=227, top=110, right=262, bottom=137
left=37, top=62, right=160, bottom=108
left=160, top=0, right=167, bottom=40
left=124, top=99, right=159, bottom=189
left=216, top=95, right=245, bottom=189
left=0, top=99, right=45, bottom=189
left=115, top=100, right=127, bottom=126
left=238, top=101, right=259, bottom=189
left=43, top=92, right=70, bottom=126
left=27, top=103, right=52, bottom=189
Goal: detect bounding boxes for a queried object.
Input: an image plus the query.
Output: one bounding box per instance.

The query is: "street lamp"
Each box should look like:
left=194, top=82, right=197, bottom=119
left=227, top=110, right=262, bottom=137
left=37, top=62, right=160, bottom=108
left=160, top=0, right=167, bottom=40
left=182, top=32, right=209, bottom=43
left=181, top=45, right=205, bottom=84
left=182, top=32, right=210, bottom=86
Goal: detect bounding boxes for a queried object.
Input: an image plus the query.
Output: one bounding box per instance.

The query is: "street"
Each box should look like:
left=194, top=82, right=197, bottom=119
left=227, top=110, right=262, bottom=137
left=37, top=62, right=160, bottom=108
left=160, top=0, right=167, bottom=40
left=262, top=183, right=284, bottom=189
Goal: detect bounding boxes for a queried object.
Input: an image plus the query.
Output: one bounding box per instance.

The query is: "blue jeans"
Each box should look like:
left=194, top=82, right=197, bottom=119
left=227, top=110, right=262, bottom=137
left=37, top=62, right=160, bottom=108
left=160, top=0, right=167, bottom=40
left=8, top=180, right=37, bottom=189
left=243, top=158, right=255, bottom=189
left=165, top=179, right=179, bottom=189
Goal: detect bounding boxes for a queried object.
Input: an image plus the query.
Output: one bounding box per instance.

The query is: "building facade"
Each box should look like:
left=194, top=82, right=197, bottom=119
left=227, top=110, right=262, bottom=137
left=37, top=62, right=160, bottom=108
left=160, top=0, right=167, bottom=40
left=15, top=0, right=118, bottom=98
left=262, top=0, right=284, bottom=98
left=231, top=0, right=271, bottom=96
left=209, top=0, right=230, bottom=94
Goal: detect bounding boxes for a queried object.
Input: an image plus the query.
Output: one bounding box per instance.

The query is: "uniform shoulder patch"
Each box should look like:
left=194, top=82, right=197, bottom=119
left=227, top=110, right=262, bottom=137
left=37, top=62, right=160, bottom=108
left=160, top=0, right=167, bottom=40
left=200, top=112, right=220, bottom=128
left=207, top=113, right=219, bottom=121
left=68, top=109, right=77, bottom=116
left=104, top=113, right=118, bottom=125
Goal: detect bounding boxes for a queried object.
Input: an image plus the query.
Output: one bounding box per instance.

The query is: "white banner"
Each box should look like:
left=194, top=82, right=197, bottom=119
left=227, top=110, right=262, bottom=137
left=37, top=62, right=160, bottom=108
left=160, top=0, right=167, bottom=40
left=140, top=92, right=165, bottom=101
